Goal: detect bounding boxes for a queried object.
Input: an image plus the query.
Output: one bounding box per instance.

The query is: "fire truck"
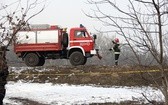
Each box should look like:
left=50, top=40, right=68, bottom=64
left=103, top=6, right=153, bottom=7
left=14, top=24, right=100, bottom=67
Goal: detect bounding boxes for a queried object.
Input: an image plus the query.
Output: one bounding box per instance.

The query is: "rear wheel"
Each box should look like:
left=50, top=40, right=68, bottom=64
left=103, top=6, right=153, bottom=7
left=69, top=51, right=85, bottom=66
left=38, top=57, right=45, bottom=66
left=24, top=53, right=40, bottom=67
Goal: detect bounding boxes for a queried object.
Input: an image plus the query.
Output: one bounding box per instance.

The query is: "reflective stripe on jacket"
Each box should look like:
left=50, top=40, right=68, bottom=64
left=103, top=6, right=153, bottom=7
left=114, top=52, right=120, bottom=54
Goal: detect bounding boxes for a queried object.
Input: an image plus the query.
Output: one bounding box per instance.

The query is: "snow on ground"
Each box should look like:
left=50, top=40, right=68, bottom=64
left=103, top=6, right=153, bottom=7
left=9, top=66, right=53, bottom=73
left=4, top=81, right=163, bottom=105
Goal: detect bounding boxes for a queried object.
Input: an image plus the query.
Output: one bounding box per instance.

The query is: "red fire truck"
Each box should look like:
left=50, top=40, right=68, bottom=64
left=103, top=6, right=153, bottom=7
left=14, top=24, right=100, bottom=67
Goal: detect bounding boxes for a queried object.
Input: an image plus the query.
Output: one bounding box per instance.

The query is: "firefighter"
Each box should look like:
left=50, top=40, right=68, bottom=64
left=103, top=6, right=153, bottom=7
left=109, top=38, right=120, bottom=66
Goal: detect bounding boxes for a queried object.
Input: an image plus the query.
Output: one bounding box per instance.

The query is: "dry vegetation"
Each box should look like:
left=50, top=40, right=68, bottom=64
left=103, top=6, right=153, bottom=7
left=8, top=65, right=158, bottom=86
left=6, top=65, right=165, bottom=105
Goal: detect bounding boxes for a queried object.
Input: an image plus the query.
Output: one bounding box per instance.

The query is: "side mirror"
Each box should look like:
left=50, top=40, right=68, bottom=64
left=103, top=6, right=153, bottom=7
left=93, top=34, right=97, bottom=40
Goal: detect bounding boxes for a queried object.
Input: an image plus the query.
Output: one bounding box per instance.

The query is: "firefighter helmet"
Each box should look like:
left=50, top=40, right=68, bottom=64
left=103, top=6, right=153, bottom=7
left=114, top=38, right=119, bottom=43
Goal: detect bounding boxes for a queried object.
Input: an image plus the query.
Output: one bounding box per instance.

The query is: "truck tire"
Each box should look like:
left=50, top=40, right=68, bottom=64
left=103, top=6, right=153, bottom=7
left=82, top=57, right=87, bottom=65
left=24, top=53, right=40, bottom=67
left=38, top=57, right=45, bottom=66
left=69, top=51, right=85, bottom=66
left=62, top=33, right=68, bottom=47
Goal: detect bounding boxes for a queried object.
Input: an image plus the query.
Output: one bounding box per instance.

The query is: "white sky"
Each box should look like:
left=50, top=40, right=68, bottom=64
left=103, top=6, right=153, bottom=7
left=0, top=0, right=135, bottom=42
left=29, top=0, right=101, bottom=33
left=0, top=0, right=102, bottom=33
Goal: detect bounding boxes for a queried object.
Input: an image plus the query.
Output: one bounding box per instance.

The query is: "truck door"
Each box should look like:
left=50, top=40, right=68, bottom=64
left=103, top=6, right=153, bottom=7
left=70, top=29, right=94, bottom=52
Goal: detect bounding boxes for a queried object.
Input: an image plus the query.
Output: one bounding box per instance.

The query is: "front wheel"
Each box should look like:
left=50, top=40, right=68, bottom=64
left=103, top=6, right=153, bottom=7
left=82, top=57, right=87, bottom=65
left=69, top=51, right=85, bottom=66
left=24, top=53, right=40, bottom=67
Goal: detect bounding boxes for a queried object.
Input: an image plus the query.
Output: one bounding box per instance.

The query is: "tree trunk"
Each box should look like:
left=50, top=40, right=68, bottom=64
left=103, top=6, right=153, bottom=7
left=162, top=75, right=168, bottom=105
left=165, top=94, right=168, bottom=105
left=0, top=46, right=9, bottom=104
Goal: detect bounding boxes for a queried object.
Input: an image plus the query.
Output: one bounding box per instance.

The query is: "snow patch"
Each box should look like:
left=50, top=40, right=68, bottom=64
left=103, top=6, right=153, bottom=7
left=4, top=81, right=164, bottom=105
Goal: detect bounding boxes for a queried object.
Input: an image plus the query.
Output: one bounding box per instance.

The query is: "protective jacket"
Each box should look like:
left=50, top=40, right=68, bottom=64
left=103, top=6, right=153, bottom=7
left=112, top=41, right=120, bottom=65
left=112, top=41, right=120, bottom=54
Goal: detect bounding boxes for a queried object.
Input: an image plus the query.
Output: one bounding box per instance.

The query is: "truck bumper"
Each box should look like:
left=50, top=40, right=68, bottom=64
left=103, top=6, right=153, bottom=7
left=90, top=49, right=102, bottom=60
left=90, top=49, right=97, bottom=55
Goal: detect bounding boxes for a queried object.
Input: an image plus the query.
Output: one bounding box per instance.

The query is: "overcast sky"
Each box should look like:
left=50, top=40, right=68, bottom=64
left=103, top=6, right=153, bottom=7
left=29, top=0, right=101, bottom=33
left=0, top=0, right=128, bottom=42
left=0, top=0, right=102, bottom=33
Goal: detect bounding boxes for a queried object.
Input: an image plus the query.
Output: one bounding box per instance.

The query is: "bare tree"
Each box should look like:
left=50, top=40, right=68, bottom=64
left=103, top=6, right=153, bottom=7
left=0, top=0, right=45, bottom=104
left=86, top=0, right=168, bottom=104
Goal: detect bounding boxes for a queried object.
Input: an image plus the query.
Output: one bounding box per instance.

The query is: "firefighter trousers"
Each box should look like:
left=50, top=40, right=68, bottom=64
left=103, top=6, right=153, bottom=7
left=115, top=54, right=120, bottom=65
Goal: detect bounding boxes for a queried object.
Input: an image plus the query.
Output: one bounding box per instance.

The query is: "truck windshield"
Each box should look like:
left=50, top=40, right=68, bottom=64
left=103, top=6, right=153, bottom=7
left=75, top=31, right=88, bottom=38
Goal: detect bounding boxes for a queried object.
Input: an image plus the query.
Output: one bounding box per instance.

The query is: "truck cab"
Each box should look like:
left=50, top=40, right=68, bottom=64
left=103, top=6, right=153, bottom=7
left=69, top=27, right=94, bottom=52
left=66, top=25, right=97, bottom=66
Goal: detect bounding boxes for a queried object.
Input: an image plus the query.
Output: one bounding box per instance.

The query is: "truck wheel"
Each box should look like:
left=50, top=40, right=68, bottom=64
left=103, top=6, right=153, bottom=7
left=38, top=57, right=45, bottom=66
left=24, top=53, right=40, bottom=67
left=82, top=57, right=87, bottom=65
left=62, top=33, right=68, bottom=47
left=69, top=51, right=85, bottom=66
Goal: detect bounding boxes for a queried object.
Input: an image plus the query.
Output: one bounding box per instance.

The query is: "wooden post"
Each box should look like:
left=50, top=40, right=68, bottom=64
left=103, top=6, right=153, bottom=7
left=0, top=46, right=9, bottom=105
